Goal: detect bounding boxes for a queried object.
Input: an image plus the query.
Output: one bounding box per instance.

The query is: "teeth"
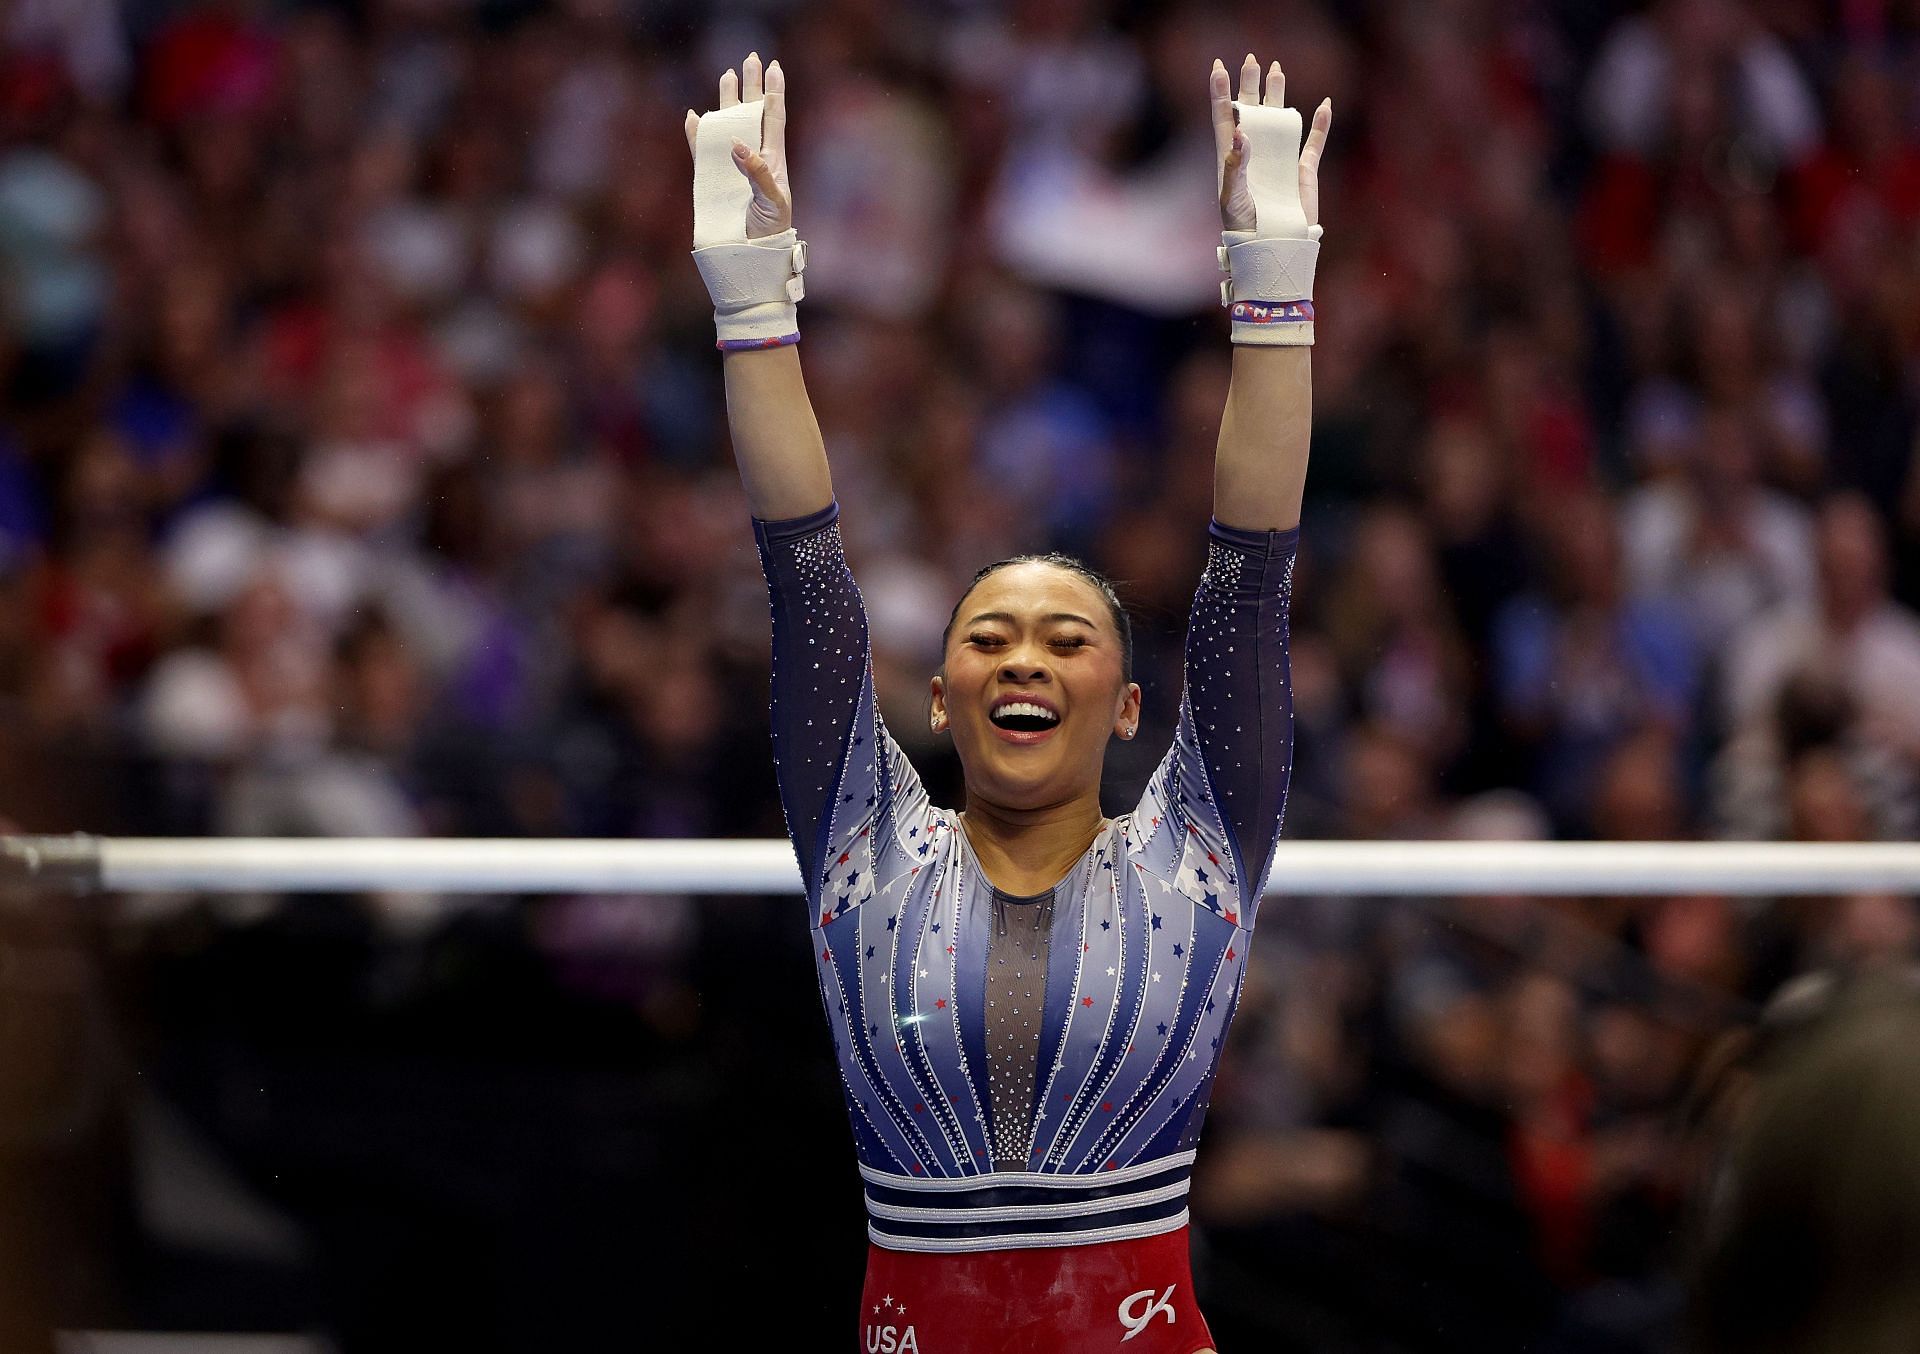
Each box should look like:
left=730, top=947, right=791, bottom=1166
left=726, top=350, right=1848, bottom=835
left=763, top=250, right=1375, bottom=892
left=996, top=702, right=1058, bottom=723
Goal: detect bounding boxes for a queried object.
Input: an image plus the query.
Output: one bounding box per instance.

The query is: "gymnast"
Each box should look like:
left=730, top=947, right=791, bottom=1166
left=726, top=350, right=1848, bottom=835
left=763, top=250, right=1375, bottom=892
left=685, top=50, right=1329, bottom=1353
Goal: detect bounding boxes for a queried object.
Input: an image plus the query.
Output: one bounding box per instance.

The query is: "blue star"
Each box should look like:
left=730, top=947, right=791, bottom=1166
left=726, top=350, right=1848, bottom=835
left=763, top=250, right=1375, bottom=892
left=1203, top=892, right=1218, bottom=910
left=1173, top=943, right=1185, bottom=958
left=1205, top=998, right=1215, bottom=1014
left=1100, top=919, right=1112, bottom=931
left=835, top=895, right=850, bottom=914
left=865, top=945, right=875, bottom=959
left=1196, top=868, right=1208, bottom=884
left=917, top=843, right=930, bottom=857
left=1151, top=914, right=1163, bottom=931
left=910, top=827, right=918, bottom=837
left=853, top=736, right=864, bottom=746
left=886, top=914, right=898, bottom=931
left=846, top=870, right=860, bottom=889
left=869, top=1024, right=878, bottom=1037
left=1156, top=1022, right=1168, bottom=1037
left=930, top=922, right=941, bottom=933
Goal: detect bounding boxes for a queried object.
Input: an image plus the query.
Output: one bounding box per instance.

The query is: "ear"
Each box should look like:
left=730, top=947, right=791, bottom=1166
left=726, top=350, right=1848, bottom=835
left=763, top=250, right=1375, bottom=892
left=929, top=673, right=948, bottom=730
left=1113, top=682, right=1142, bottom=739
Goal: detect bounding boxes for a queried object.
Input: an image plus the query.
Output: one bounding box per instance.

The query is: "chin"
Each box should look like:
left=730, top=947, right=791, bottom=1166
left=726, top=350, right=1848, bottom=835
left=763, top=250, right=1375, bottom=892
left=963, top=753, right=1099, bottom=811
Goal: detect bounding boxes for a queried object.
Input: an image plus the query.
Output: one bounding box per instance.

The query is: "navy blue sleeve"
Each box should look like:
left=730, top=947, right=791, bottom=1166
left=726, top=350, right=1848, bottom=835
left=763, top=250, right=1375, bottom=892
left=1130, top=521, right=1298, bottom=928
left=753, top=502, right=929, bottom=926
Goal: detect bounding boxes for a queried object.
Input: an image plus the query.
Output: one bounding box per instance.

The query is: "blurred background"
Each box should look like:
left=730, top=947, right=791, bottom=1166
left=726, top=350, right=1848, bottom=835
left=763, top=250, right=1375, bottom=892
left=1, top=0, right=1918, bottom=1349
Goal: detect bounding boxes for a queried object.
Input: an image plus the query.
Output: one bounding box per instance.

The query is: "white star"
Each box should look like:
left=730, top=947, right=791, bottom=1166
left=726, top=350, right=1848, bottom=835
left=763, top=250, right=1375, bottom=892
left=1152, top=972, right=1162, bottom=982
left=897, top=1303, right=908, bottom=1317
left=882, top=1295, right=894, bottom=1310
left=1106, top=967, right=1116, bottom=977
left=873, top=1304, right=882, bottom=1315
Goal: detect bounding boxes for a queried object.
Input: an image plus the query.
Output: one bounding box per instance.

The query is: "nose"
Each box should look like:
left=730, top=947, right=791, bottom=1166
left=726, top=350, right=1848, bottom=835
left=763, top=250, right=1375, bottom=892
left=999, top=644, right=1050, bottom=684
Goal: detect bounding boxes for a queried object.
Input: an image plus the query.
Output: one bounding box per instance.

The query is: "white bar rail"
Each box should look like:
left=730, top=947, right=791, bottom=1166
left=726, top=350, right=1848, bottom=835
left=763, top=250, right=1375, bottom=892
left=6, top=836, right=1920, bottom=896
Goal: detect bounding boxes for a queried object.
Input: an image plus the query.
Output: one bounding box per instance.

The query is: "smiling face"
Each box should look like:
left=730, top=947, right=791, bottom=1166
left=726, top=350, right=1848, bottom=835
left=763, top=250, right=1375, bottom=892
left=931, top=561, right=1141, bottom=814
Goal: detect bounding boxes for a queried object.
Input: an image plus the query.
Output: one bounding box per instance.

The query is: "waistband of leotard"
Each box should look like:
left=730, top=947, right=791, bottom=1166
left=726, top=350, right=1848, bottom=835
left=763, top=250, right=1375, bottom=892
left=858, top=1150, right=1196, bottom=1252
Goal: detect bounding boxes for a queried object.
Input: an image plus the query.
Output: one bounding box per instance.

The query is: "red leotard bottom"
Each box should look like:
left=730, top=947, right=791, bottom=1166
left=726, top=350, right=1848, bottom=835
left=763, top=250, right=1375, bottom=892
left=857, top=1224, right=1215, bottom=1354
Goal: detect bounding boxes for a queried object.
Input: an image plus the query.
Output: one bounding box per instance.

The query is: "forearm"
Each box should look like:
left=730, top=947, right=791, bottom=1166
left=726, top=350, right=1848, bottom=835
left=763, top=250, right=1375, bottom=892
left=1213, top=345, right=1311, bottom=532
left=724, top=345, right=833, bottom=520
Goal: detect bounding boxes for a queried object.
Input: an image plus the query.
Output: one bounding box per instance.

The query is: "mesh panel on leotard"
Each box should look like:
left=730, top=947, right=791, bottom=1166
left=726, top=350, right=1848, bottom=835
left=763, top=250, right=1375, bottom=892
left=983, top=886, right=1054, bottom=1170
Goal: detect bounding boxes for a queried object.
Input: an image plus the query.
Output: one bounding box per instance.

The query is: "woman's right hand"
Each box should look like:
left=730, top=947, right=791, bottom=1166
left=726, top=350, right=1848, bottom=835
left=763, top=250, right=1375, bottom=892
left=684, top=53, right=792, bottom=240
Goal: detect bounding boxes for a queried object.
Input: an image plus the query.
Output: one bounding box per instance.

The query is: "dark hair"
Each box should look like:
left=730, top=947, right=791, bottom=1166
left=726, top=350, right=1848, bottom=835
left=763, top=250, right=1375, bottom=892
left=940, top=553, right=1133, bottom=681
left=1687, top=971, right=1920, bottom=1354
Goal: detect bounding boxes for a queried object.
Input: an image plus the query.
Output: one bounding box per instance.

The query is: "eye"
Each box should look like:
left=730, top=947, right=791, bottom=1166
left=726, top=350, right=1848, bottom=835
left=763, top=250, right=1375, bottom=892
left=968, top=633, right=1004, bottom=648
left=1051, top=636, right=1089, bottom=649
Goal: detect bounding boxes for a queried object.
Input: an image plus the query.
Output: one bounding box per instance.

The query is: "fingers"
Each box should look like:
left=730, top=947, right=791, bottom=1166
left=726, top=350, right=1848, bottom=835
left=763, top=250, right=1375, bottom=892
left=742, top=51, right=763, bottom=102
left=1209, top=58, right=1234, bottom=159
left=1221, top=54, right=1297, bottom=108
left=763, top=59, right=786, bottom=164
left=731, top=139, right=784, bottom=204
left=719, top=67, right=739, bottom=108
left=1302, top=97, right=1332, bottom=171
left=684, top=109, right=698, bottom=157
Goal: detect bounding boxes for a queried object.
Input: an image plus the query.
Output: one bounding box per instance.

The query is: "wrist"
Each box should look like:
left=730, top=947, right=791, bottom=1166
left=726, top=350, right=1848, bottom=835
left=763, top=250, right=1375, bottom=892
left=693, top=228, right=807, bottom=350
left=1219, top=231, right=1319, bottom=347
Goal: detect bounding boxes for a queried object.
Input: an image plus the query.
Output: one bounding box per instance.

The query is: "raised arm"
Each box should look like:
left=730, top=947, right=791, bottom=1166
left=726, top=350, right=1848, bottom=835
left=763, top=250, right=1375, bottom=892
left=1208, top=55, right=1332, bottom=533
left=684, top=54, right=831, bottom=521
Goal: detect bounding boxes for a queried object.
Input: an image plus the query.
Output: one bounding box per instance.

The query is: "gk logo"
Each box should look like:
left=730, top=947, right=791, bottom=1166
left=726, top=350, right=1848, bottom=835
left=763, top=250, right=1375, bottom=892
left=1118, top=1285, right=1177, bottom=1342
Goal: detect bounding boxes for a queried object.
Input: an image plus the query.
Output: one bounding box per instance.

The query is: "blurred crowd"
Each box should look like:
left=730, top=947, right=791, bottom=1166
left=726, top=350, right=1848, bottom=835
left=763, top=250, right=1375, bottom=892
left=3, top=0, right=1920, bottom=1348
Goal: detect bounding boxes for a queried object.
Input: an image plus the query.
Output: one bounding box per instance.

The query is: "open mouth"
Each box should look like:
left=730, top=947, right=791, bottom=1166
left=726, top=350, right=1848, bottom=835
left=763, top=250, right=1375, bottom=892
left=989, top=700, right=1061, bottom=738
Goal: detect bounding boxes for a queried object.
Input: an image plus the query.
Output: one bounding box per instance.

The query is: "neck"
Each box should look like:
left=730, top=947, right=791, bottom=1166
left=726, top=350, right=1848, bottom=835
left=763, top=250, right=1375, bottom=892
left=959, top=788, right=1107, bottom=896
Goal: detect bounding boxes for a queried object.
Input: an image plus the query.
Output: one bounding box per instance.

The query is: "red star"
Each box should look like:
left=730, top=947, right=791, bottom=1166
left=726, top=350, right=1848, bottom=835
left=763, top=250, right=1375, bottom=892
left=838, top=852, right=851, bottom=865
left=1224, top=912, right=1239, bottom=926
left=821, top=947, right=831, bottom=961
left=1207, top=851, right=1219, bottom=865
left=1104, top=1160, right=1117, bottom=1170
left=1082, top=997, right=1094, bottom=1007
left=911, top=866, right=920, bottom=875
left=1101, top=1101, right=1113, bottom=1112
left=1226, top=947, right=1236, bottom=961
left=1082, top=942, right=1091, bottom=952
left=913, top=1102, right=925, bottom=1113
left=911, top=1163, right=924, bottom=1174
left=820, top=911, right=833, bottom=927
left=935, top=999, right=947, bottom=1009
left=1151, top=815, right=1161, bottom=827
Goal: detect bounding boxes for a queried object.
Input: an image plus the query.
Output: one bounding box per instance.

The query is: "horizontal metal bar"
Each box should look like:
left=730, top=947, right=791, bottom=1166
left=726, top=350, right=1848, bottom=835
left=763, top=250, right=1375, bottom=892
left=6, top=836, right=1920, bottom=896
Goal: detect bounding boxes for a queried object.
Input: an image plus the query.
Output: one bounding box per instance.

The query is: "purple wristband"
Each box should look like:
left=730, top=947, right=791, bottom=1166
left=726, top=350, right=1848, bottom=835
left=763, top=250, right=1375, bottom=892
left=716, top=332, right=802, bottom=353
left=1228, top=299, right=1315, bottom=327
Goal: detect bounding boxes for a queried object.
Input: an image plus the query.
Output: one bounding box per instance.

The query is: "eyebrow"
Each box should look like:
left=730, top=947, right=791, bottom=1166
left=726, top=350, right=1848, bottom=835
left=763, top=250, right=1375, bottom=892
left=964, top=611, right=1099, bottom=629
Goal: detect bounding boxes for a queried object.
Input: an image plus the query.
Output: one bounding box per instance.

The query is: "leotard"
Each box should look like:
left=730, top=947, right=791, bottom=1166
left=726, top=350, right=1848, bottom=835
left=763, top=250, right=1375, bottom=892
left=754, top=502, right=1295, bottom=1348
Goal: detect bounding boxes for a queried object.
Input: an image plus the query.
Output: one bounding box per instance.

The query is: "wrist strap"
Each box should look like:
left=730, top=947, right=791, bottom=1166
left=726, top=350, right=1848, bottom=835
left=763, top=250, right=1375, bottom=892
left=1219, top=232, right=1318, bottom=346
left=693, top=229, right=807, bottom=349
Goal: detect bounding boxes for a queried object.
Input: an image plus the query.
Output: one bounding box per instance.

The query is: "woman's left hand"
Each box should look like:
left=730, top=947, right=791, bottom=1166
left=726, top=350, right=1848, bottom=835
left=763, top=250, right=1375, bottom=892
left=1211, top=54, right=1332, bottom=235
